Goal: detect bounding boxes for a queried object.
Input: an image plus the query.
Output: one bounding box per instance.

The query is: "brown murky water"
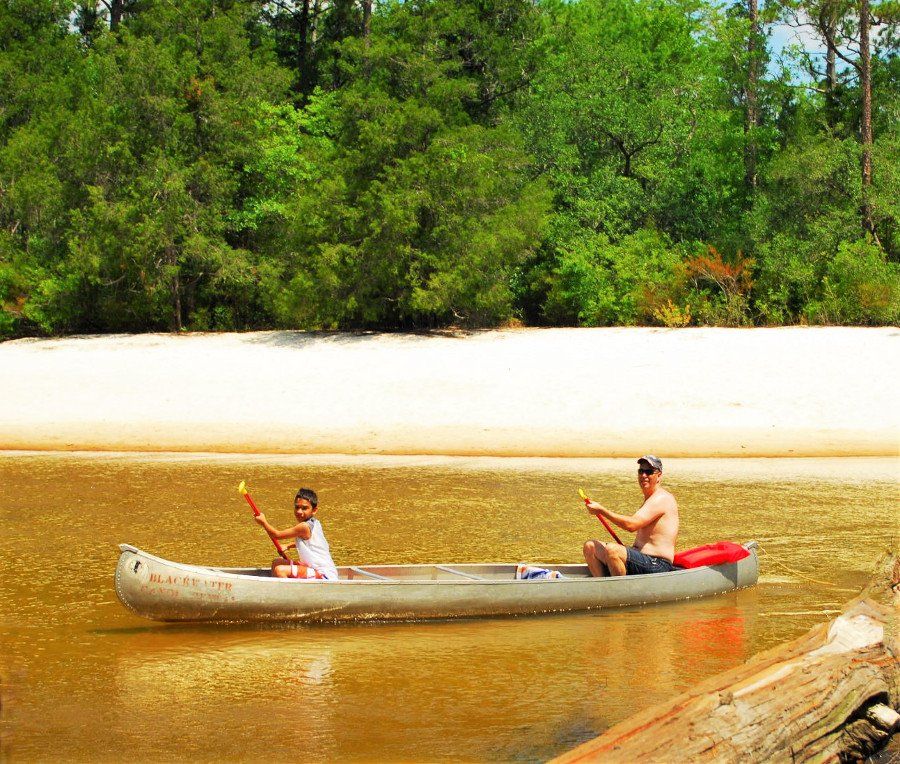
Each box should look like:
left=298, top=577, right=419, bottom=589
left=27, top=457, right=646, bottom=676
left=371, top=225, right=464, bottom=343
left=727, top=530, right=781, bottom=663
left=1, top=453, right=897, bottom=762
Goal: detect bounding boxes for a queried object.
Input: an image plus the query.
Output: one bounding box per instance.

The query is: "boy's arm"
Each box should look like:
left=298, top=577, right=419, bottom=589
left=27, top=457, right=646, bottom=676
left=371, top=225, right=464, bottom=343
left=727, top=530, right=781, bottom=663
left=254, top=514, right=311, bottom=540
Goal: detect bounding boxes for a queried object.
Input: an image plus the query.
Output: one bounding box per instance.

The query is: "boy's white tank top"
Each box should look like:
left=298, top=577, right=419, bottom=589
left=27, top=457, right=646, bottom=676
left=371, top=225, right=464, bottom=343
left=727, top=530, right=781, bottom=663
left=296, top=518, right=338, bottom=580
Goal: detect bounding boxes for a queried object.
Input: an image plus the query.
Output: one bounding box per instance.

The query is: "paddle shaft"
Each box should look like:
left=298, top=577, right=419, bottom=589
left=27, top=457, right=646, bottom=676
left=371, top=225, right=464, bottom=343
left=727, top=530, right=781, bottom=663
left=583, top=497, right=624, bottom=546
left=241, top=489, right=290, bottom=560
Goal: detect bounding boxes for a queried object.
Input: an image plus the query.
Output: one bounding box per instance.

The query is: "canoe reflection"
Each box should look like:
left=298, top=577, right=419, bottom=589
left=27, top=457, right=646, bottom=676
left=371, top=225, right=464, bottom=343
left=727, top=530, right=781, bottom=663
left=111, top=598, right=754, bottom=761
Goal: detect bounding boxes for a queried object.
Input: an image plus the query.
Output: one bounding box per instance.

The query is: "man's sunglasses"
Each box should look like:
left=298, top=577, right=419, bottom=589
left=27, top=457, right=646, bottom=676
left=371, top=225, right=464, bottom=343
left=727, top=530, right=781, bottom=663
left=637, top=467, right=658, bottom=475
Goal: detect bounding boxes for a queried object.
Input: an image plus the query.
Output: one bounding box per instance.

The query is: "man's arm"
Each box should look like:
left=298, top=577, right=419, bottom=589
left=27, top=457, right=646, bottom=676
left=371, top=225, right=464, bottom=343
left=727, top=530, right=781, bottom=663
left=586, top=498, right=666, bottom=534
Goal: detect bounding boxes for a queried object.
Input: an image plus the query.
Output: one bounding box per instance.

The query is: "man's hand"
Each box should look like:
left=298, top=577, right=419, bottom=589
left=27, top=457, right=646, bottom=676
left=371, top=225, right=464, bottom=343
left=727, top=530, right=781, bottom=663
left=586, top=501, right=603, bottom=514
left=254, top=513, right=267, bottom=526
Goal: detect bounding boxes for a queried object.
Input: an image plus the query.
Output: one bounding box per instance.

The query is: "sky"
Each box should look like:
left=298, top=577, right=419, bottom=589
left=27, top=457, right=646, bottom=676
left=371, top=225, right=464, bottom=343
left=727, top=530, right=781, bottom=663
left=766, top=11, right=892, bottom=81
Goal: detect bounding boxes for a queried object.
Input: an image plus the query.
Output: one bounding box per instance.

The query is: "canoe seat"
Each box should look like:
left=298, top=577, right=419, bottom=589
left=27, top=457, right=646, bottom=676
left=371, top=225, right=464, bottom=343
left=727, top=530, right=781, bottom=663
left=349, top=566, right=392, bottom=581
left=435, top=565, right=486, bottom=580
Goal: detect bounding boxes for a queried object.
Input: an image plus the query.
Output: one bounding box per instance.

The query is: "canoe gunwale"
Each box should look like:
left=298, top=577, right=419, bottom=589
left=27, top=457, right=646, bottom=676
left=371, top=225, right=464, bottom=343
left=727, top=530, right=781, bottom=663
left=116, top=542, right=759, bottom=586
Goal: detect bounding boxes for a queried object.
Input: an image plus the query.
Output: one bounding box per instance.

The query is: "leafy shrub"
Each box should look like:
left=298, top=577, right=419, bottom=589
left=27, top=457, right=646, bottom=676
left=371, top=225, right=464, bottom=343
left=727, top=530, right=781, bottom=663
left=682, top=246, right=754, bottom=326
left=544, top=227, right=689, bottom=325
left=652, top=299, right=692, bottom=327
left=805, top=240, right=900, bottom=325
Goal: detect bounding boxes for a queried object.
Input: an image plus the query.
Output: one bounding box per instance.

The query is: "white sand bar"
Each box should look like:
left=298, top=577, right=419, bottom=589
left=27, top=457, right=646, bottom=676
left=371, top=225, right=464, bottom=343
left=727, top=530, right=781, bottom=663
left=1, top=327, right=898, bottom=456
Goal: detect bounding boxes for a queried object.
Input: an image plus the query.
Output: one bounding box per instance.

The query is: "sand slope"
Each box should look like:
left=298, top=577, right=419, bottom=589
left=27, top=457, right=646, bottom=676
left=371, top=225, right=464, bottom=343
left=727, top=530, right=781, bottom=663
left=1, top=327, right=897, bottom=456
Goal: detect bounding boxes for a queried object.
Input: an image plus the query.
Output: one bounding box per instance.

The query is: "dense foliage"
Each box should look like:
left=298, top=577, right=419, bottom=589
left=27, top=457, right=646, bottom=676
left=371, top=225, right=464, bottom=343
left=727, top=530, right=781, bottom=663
left=1, top=0, right=897, bottom=334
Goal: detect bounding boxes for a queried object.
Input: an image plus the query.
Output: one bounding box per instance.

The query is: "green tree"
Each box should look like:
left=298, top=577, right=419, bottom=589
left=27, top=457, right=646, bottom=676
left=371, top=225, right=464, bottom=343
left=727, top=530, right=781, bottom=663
left=516, top=0, right=751, bottom=323
left=265, top=0, right=551, bottom=328
left=0, top=0, right=295, bottom=333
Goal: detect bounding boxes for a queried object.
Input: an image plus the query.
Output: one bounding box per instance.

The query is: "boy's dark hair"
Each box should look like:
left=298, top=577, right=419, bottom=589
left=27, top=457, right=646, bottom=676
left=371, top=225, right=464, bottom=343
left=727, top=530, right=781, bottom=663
left=295, top=488, right=318, bottom=507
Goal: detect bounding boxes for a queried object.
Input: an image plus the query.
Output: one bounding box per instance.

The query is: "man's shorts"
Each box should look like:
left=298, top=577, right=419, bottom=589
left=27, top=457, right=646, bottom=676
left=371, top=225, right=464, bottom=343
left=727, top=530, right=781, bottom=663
left=625, top=546, right=680, bottom=575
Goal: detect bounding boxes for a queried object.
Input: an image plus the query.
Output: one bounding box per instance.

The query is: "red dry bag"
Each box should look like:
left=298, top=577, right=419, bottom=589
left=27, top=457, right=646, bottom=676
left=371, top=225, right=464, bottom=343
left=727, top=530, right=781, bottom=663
left=673, top=541, right=750, bottom=569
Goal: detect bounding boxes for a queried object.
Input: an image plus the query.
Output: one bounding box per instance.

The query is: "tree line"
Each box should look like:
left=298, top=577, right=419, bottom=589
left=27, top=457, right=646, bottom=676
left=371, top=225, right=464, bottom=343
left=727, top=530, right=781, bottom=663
left=0, top=0, right=897, bottom=335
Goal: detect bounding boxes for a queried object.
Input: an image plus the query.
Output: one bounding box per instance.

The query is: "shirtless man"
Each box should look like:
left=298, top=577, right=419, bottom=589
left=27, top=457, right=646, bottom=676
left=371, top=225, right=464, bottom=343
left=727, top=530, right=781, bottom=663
left=582, top=455, right=680, bottom=576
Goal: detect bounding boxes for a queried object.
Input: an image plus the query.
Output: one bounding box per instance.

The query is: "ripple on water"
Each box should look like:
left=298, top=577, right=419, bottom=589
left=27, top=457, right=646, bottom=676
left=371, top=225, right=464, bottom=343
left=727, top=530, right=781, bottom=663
left=0, top=453, right=896, bottom=761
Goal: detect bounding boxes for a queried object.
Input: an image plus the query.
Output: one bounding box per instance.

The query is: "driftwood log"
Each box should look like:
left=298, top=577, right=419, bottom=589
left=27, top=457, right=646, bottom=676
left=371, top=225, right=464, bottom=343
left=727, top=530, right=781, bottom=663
left=553, top=548, right=900, bottom=763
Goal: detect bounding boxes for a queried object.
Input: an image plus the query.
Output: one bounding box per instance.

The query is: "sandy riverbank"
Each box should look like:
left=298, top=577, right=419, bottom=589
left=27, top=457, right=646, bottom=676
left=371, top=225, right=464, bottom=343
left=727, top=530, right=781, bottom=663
left=1, top=327, right=897, bottom=456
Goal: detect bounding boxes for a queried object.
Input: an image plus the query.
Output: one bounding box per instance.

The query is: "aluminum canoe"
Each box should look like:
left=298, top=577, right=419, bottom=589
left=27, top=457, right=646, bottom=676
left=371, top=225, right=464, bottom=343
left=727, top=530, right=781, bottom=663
left=114, top=542, right=759, bottom=624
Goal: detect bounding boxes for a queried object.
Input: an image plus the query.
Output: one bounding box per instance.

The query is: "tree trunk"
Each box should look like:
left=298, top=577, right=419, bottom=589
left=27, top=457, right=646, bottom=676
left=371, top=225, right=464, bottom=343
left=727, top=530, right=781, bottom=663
left=172, top=276, right=182, bottom=332
left=361, top=0, right=372, bottom=79
left=552, top=549, right=900, bottom=763
left=825, top=33, right=838, bottom=126
left=744, top=0, right=760, bottom=194
left=812, top=3, right=842, bottom=130
left=859, top=0, right=875, bottom=235
left=362, top=0, right=372, bottom=44
left=312, top=0, right=321, bottom=46
left=168, top=247, right=183, bottom=332
left=298, top=0, right=313, bottom=96
left=109, top=0, right=123, bottom=31
left=826, top=43, right=837, bottom=94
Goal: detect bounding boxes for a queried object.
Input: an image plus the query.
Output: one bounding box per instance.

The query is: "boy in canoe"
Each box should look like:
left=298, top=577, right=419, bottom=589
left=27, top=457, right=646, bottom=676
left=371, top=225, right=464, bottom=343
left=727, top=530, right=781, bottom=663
left=582, top=455, right=680, bottom=576
left=254, top=488, right=339, bottom=580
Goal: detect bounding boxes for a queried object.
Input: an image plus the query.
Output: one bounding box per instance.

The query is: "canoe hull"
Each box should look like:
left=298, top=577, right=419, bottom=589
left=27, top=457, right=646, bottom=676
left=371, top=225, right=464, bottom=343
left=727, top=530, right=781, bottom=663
left=115, top=544, right=759, bottom=623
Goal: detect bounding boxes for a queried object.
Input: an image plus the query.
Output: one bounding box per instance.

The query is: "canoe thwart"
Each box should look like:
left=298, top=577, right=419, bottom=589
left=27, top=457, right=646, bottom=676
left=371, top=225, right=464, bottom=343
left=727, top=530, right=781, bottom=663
left=435, top=565, right=488, bottom=580
left=349, top=566, right=392, bottom=581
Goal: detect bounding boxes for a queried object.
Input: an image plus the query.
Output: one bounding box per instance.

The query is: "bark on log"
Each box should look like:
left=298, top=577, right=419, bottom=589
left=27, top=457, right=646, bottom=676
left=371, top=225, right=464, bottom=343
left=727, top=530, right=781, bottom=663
left=553, top=548, right=900, bottom=763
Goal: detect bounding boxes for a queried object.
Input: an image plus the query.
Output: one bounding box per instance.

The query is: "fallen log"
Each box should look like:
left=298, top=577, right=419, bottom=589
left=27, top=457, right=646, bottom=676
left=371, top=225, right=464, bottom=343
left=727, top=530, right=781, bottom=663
left=553, top=548, right=900, bottom=763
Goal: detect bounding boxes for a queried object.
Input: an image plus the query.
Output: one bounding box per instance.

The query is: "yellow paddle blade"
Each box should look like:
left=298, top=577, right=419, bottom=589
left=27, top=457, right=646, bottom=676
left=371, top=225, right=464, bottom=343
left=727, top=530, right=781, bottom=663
left=578, top=488, right=588, bottom=501
left=238, top=480, right=247, bottom=495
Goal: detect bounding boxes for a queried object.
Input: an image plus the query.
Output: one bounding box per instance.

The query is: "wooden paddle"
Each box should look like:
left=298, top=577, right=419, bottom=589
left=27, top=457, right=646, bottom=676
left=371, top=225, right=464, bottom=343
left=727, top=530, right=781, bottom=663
left=579, top=488, right=624, bottom=546
left=238, top=480, right=290, bottom=560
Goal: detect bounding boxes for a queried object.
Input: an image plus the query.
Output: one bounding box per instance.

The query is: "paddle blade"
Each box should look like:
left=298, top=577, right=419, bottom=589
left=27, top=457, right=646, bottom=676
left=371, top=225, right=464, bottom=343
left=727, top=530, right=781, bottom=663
left=238, top=480, right=247, bottom=495
left=578, top=488, right=588, bottom=501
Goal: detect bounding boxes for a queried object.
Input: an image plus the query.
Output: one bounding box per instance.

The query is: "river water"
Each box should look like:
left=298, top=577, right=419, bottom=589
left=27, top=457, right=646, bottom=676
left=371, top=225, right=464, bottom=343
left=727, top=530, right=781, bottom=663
left=1, top=453, right=897, bottom=761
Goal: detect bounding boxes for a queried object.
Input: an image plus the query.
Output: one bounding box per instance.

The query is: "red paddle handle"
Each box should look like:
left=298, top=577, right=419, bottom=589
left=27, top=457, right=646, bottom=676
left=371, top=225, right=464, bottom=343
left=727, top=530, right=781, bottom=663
left=584, top=497, right=624, bottom=546
left=242, top=489, right=262, bottom=517
left=241, top=490, right=290, bottom=560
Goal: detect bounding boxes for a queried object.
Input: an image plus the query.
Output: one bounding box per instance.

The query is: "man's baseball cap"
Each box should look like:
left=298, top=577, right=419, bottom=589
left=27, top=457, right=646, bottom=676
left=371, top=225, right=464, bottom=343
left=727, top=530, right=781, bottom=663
left=638, top=455, right=663, bottom=472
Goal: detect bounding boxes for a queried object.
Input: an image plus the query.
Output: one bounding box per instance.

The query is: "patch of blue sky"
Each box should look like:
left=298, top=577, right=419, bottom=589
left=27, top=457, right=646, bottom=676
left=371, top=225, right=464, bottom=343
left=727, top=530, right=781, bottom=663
left=766, top=12, right=894, bottom=82
left=767, top=18, right=856, bottom=81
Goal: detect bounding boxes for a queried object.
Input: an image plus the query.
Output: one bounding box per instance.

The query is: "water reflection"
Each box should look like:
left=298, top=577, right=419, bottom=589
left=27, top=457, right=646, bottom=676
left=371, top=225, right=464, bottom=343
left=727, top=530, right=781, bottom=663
left=105, top=598, right=754, bottom=761
left=1, top=453, right=896, bottom=761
